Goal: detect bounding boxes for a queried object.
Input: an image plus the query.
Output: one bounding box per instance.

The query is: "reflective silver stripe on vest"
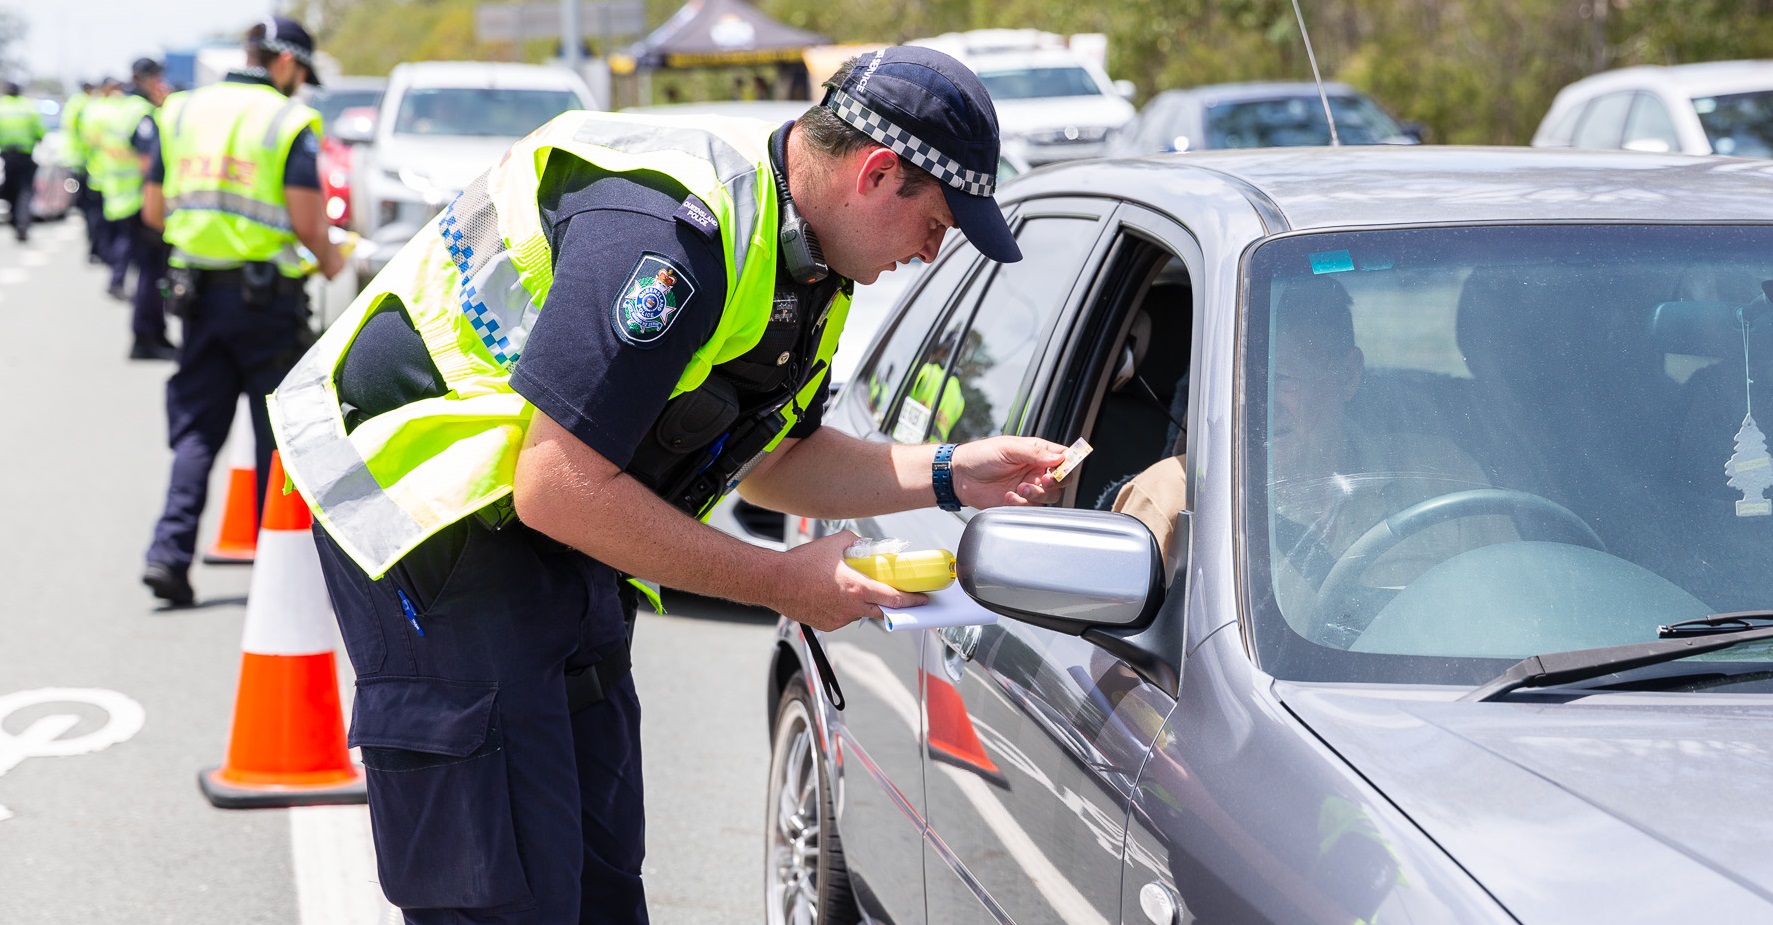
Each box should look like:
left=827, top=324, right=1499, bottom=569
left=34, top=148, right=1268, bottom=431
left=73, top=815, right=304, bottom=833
left=274, top=348, right=424, bottom=568
left=568, top=120, right=761, bottom=286
left=165, top=188, right=295, bottom=231
left=171, top=96, right=191, bottom=138
left=263, top=96, right=305, bottom=151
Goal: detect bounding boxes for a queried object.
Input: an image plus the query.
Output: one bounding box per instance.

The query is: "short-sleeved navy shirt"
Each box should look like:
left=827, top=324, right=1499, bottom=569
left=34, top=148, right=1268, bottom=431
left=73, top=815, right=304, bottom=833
left=145, top=72, right=319, bottom=189
left=510, top=148, right=832, bottom=469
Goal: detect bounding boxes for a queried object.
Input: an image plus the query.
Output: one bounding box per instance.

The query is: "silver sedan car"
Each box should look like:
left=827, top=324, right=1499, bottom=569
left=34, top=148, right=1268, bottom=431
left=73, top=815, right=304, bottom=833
left=765, top=147, right=1773, bottom=923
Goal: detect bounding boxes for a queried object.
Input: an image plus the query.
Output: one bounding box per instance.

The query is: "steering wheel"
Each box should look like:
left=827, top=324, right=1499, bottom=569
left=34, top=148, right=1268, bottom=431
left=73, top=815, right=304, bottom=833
left=1309, top=488, right=1605, bottom=647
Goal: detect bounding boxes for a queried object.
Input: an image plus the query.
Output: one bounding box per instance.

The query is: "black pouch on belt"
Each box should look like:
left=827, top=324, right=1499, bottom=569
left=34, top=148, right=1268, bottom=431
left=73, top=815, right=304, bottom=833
left=164, top=266, right=198, bottom=320
left=240, top=261, right=279, bottom=311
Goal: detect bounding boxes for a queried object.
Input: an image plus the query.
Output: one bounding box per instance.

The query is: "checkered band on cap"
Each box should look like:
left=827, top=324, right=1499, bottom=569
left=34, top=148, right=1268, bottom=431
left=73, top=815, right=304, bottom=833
left=826, top=91, right=995, bottom=198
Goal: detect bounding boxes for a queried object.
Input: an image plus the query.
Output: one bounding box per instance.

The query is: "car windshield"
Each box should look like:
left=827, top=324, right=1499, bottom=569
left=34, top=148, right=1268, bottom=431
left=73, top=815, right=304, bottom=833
left=977, top=66, right=1103, bottom=100
left=1207, top=95, right=1408, bottom=147
left=1693, top=90, right=1773, bottom=157
left=394, top=87, right=582, bottom=137
left=1241, top=224, right=1773, bottom=685
left=308, top=88, right=383, bottom=130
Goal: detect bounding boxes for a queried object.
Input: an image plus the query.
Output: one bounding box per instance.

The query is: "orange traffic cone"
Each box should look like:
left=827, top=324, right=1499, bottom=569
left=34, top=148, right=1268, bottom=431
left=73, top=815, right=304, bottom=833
left=923, top=670, right=1007, bottom=785
left=203, top=396, right=258, bottom=564
left=199, top=451, right=366, bottom=809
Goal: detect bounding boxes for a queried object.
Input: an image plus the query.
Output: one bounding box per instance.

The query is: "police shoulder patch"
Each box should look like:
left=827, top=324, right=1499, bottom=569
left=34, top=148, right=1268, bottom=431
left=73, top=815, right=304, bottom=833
left=613, top=252, right=699, bottom=347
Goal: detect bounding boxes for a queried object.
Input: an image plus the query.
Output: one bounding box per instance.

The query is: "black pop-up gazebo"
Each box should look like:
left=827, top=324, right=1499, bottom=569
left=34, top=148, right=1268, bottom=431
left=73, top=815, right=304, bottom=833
left=610, top=0, right=826, bottom=88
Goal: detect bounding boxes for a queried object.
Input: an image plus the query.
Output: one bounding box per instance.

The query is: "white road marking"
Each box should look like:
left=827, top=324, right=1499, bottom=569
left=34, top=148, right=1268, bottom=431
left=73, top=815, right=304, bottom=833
left=0, top=267, right=27, bottom=285
left=0, top=688, right=146, bottom=821
left=291, top=804, right=398, bottom=924
left=19, top=249, right=47, bottom=267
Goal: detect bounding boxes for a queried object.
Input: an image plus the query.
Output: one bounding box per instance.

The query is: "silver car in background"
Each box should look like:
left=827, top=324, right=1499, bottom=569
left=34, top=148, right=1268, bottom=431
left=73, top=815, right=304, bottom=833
left=765, top=147, right=1773, bottom=923
left=349, top=62, right=597, bottom=278
left=1532, top=59, right=1773, bottom=157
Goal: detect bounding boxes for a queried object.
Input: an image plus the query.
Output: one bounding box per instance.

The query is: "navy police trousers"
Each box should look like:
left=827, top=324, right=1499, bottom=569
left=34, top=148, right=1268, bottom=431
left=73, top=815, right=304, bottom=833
left=312, top=518, right=647, bottom=924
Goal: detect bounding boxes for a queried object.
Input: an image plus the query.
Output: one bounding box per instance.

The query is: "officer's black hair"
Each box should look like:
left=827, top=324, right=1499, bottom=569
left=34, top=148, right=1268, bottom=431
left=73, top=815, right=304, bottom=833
left=797, top=56, right=939, bottom=201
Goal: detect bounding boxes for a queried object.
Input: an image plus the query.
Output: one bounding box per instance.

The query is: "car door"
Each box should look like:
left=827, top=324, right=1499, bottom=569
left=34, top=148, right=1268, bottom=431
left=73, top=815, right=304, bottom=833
left=815, top=237, right=993, bottom=925
left=880, top=199, right=1197, bottom=925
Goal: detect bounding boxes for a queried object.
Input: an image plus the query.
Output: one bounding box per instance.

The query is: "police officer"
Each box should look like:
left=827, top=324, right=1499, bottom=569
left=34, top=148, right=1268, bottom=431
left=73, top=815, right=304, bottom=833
left=79, top=78, right=121, bottom=263
left=139, top=17, right=341, bottom=606
left=96, top=58, right=176, bottom=358
left=61, top=83, right=97, bottom=255
left=0, top=81, right=44, bottom=241
left=269, top=45, right=1062, bottom=923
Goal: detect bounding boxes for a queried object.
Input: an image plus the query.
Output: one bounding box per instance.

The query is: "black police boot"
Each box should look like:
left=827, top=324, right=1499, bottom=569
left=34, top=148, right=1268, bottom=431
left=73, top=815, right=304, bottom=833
left=128, top=339, right=178, bottom=361
left=142, top=562, right=195, bottom=607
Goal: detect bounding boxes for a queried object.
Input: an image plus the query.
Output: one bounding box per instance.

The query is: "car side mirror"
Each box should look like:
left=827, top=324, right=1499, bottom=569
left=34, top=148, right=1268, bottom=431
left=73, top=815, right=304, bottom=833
left=332, top=106, right=378, bottom=145
left=1114, top=79, right=1137, bottom=101
left=957, top=507, right=1162, bottom=634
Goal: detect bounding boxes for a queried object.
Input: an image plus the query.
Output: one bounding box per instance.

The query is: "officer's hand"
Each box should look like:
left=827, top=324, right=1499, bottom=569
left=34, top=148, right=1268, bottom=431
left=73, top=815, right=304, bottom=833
left=952, top=436, right=1067, bottom=508
left=770, top=531, right=927, bottom=632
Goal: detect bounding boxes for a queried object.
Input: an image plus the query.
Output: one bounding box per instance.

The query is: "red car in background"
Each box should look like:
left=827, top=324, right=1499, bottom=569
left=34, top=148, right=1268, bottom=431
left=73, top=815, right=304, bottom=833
left=304, top=78, right=385, bottom=228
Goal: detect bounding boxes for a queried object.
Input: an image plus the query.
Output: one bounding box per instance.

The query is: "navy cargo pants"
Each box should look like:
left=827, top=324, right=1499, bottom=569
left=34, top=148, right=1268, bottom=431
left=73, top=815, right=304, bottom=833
left=145, top=273, right=309, bottom=573
left=312, top=517, right=648, bottom=924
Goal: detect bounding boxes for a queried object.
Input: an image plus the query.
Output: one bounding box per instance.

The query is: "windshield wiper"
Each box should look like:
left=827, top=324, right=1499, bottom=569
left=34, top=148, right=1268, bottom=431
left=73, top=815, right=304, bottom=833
left=1461, top=620, right=1773, bottom=702
left=1657, top=611, right=1773, bottom=636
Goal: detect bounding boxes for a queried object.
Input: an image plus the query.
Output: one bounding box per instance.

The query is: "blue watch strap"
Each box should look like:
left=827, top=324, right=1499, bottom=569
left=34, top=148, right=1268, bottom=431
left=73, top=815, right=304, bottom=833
left=932, top=443, right=961, bottom=512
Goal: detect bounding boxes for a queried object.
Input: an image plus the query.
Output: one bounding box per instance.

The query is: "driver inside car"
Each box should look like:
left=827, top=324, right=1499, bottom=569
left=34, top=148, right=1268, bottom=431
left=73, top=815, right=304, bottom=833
left=1116, top=275, right=1514, bottom=638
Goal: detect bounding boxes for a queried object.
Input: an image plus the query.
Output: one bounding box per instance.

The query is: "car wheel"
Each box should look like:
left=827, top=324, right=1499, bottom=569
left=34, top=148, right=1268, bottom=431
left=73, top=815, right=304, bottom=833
left=765, top=674, right=859, bottom=925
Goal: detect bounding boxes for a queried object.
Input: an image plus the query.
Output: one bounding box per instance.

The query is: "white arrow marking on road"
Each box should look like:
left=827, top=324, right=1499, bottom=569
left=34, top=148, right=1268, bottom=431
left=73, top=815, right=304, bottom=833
left=0, top=688, right=146, bottom=821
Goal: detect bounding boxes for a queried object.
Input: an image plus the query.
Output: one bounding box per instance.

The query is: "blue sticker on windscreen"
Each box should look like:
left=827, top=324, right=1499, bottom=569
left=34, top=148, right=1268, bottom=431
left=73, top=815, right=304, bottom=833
left=1358, top=253, right=1395, bottom=271
left=1309, top=250, right=1355, bottom=274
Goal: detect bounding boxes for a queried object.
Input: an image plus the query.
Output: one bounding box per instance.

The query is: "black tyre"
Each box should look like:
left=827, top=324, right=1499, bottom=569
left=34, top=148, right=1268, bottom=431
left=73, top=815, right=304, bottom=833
left=765, top=674, right=860, bottom=925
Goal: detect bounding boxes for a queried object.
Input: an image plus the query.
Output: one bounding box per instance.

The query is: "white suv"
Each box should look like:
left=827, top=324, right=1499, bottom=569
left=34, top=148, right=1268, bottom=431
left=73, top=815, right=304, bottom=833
left=350, top=61, right=598, bottom=278
left=912, top=29, right=1135, bottom=166
left=1532, top=60, right=1773, bottom=158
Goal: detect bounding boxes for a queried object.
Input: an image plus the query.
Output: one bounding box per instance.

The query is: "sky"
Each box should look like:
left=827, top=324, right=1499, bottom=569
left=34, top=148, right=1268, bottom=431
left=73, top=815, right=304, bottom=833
left=7, top=0, right=279, bottom=86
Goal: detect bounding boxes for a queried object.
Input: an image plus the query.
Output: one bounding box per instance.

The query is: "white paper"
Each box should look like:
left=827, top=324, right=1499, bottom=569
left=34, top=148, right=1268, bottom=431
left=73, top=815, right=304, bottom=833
left=882, top=587, right=1001, bottom=632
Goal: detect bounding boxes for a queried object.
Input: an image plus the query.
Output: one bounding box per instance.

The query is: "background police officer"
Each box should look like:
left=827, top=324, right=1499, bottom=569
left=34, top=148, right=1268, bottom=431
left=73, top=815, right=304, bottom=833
left=78, top=78, right=121, bottom=263
left=139, top=17, right=341, bottom=606
left=275, top=45, right=1060, bottom=923
left=96, top=57, right=175, bottom=358
left=0, top=81, right=44, bottom=241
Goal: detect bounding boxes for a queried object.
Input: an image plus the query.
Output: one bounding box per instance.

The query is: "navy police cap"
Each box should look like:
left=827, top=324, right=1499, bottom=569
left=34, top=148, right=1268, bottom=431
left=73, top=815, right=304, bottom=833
left=821, top=46, right=1021, bottom=263
left=251, top=16, right=322, bottom=87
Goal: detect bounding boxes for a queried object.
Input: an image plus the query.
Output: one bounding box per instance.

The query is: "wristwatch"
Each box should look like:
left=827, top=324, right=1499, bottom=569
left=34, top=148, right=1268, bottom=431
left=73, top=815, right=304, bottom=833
left=932, top=443, right=961, bottom=512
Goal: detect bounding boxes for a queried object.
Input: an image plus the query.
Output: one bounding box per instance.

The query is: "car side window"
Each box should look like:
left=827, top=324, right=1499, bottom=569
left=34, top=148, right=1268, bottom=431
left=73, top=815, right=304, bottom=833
left=1573, top=92, right=1634, bottom=149
left=892, top=216, right=1099, bottom=444
left=1623, top=93, right=1679, bottom=152
left=863, top=241, right=981, bottom=430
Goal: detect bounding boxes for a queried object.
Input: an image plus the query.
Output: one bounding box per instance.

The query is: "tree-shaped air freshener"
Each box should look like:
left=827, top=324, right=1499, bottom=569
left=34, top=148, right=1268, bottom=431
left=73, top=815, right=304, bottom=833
left=1726, top=302, right=1773, bottom=516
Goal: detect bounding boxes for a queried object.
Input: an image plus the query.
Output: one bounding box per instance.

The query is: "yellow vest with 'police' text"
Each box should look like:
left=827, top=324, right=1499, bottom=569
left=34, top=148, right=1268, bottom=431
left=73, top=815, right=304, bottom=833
left=268, top=111, right=849, bottom=581
left=157, top=80, right=320, bottom=276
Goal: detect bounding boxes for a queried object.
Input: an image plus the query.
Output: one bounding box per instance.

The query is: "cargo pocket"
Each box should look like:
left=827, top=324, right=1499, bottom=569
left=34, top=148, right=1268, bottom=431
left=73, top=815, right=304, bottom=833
left=351, top=677, right=535, bottom=912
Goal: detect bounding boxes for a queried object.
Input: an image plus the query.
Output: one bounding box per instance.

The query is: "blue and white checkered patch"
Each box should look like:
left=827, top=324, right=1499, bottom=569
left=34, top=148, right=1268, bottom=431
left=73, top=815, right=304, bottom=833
left=439, top=201, right=519, bottom=368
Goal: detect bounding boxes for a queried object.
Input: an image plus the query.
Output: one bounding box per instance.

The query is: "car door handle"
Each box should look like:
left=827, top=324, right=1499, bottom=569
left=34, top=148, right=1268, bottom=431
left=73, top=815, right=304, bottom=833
left=937, top=623, right=981, bottom=672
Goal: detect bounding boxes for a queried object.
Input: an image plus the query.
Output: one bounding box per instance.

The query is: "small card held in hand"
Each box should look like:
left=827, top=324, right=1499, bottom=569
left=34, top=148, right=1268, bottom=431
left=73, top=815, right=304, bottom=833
left=1050, top=438, right=1093, bottom=482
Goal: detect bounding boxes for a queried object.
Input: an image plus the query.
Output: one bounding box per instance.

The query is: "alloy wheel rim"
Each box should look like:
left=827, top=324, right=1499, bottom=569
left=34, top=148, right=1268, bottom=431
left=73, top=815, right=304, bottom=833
left=767, top=700, right=822, bottom=924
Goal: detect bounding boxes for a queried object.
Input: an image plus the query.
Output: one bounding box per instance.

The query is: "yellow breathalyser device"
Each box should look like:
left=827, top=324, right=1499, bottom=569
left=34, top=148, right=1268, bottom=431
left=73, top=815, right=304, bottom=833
left=843, top=540, right=957, bottom=593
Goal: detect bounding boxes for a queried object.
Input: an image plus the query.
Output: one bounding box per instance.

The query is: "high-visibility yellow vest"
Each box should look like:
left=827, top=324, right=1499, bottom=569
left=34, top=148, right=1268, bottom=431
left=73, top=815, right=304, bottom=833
left=908, top=361, right=967, bottom=442
left=59, top=92, right=89, bottom=166
left=93, top=93, right=154, bottom=220
left=269, top=111, right=850, bottom=582
left=0, top=95, right=43, bottom=152
left=157, top=80, right=320, bottom=276
left=78, top=96, right=113, bottom=177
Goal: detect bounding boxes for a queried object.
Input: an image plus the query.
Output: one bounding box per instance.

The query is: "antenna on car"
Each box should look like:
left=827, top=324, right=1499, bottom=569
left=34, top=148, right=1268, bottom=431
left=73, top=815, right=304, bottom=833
left=1289, top=0, right=1341, bottom=146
